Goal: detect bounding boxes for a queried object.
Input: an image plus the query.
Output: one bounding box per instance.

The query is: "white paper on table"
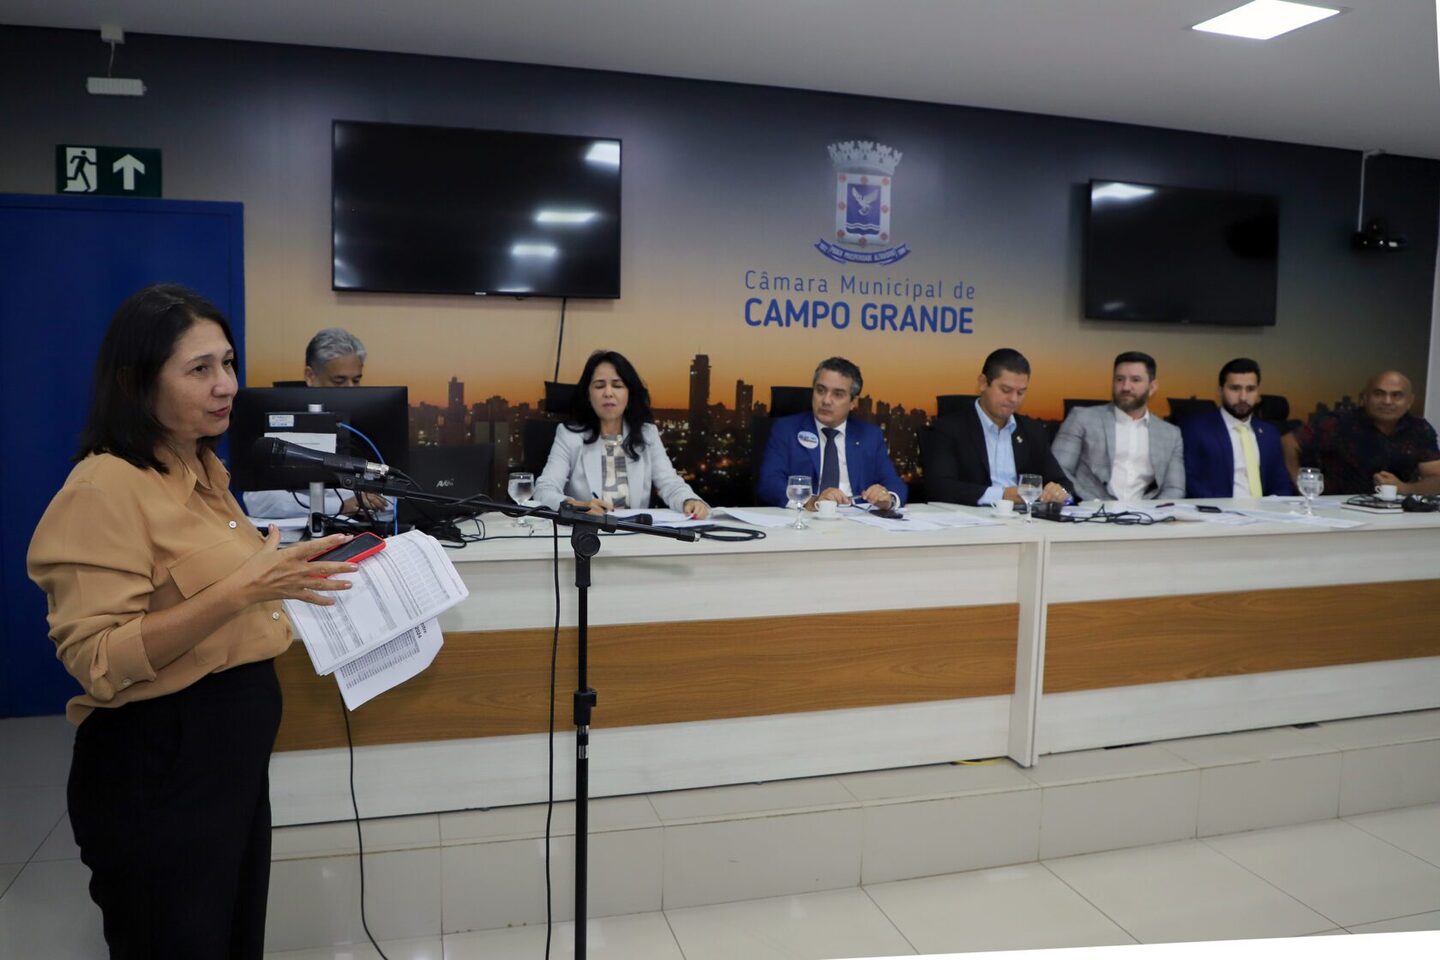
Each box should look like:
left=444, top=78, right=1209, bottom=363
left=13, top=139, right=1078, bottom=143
left=841, top=511, right=945, bottom=532
left=913, top=511, right=1004, bottom=528
left=1170, top=504, right=1261, bottom=525
left=334, top=618, right=444, bottom=710
left=284, top=529, right=468, bottom=676
left=1231, top=509, right=1366, bottom=529
left=610, top=508, right=709, bottom=527
left=712, top=507, right=795, bottom=528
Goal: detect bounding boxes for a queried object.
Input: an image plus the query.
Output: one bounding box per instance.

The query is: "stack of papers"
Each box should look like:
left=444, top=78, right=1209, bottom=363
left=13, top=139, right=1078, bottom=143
left=710, top=507, right=796, bottom=528
left=284, top=530, right=468, bottom=709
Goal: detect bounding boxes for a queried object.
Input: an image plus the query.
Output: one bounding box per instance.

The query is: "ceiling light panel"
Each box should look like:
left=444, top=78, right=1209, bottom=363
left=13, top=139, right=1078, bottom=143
left=1192, top=0, right=1340, bottom=40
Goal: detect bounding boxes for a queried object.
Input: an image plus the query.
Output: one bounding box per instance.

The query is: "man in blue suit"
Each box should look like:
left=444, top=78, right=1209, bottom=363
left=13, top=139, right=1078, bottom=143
left=1181, top=357, right=1294, bottom=498
left=756, top=357, right=907, bottom=508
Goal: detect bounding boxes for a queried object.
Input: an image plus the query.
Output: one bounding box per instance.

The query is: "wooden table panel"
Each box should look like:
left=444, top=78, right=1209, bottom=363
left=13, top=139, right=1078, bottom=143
left=1045, top=579, right=1440, bottom=693
left=275, top=603, right=1018, bottom=751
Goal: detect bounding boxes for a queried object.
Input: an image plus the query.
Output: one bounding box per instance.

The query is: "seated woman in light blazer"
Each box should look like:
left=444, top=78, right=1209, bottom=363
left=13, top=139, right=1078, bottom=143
left=536, top=350, right=710, bottom=518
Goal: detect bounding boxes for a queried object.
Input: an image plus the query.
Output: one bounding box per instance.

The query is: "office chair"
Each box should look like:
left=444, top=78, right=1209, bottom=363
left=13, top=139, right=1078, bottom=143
left=935, top=394, right=979, bottom=417
left=1166, top=397, right=1217, bottom=426
left=769, top=386, right=812, bottom=418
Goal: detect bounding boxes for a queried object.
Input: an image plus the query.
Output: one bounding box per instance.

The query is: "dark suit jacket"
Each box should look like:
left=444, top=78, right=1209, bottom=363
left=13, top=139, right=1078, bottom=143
left=922, top=407, right=1069, bottom=506
left=756, top=412, right=907, bottom=507
left=1180, top=409, right=1295, bottom=498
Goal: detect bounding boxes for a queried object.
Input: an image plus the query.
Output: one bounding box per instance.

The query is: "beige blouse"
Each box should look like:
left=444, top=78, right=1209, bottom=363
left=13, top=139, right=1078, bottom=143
left=27, top=447, right=292, bottom=724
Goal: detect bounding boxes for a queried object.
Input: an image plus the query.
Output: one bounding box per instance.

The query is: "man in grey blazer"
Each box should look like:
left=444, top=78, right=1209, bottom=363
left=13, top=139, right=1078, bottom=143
left=1052, top=351, right=1186, bottom=502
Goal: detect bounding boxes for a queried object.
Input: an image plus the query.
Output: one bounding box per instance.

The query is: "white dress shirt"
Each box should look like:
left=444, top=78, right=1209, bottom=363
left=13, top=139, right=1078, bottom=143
left=1109, top=407, right=1154, bottom=502
left=1219, top=406, right=1257, bottom=498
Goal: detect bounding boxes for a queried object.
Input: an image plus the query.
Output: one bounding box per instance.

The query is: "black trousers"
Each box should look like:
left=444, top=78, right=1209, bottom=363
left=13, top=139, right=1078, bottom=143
left=68, top=659, right=283, bottom=960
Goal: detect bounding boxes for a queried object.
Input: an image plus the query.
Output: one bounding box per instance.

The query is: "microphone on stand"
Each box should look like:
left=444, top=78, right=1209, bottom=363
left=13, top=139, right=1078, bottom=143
left=251, top=436, right=390, bottom=479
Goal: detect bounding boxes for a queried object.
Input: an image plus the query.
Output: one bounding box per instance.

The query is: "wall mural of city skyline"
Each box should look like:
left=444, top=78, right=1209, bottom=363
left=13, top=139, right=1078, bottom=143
left=7, top=31, right=1430, bottom=506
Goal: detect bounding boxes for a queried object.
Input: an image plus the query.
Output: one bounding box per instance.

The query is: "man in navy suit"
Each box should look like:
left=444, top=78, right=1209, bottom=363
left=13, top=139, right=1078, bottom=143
left=756, top=357, right=907, bottom=508
left=1181, top=357, right=1294, bottom=498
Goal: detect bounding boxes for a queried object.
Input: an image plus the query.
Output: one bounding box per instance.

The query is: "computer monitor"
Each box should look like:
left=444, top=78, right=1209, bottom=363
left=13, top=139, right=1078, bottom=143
left=228, top=386, right=409, bottom=492
left=399, top=443, right=496, bottom=529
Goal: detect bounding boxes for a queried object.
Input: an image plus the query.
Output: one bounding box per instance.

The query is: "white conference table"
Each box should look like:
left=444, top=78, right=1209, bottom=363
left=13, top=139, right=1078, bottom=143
left=269, top=497, right=1440, bottom=824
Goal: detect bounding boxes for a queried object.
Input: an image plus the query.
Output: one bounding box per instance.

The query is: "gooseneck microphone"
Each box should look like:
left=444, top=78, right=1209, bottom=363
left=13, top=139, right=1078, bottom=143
left=251, top=436, right=390, bottom=479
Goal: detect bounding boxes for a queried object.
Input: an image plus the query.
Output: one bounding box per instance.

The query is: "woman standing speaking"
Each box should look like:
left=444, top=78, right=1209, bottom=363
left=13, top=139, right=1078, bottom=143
left=27, top=284, right=358, bottom=959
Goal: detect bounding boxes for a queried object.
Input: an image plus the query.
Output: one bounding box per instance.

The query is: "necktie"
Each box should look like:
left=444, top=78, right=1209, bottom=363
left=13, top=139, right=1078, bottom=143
left=819, top=427, right=840, bottom=492
left=1236, top=424, right=1263, bottom=497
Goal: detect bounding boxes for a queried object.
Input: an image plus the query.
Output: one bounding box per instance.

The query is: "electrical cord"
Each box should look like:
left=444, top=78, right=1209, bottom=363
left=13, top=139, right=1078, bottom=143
left=544, top=514, right=561, bottom=959
left=553, top=297, right=568, bottom=384
left=339, top=691, right=392, bottom=960
left=338, top=423, right=399, bottom=535
left=1036, top=503, right=1174, bottom=525
left=692, top=524, right=767, bottom=542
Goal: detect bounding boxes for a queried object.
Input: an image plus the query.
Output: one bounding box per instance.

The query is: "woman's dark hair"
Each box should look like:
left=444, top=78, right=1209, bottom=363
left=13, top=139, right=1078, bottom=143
left=564, top=350, right=654, bottom=459
left=77, top=283, right=236, bottom=472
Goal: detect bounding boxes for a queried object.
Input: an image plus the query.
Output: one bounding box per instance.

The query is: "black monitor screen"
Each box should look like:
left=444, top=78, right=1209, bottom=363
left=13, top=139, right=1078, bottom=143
left=1083, top=180, right=1279, bottom=326
left=332, top=120, right=622, bottom=299
left=227, top=386, right=409, bottom=492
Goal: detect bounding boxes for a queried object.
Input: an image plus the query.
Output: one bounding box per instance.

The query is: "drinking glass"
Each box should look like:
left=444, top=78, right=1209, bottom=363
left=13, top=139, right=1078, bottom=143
left=1017, top=473, right=1043, bottom=524
left=1297, top=467, right=1324, bottom=516
left=785, top=475, right=814, bottom=530
left=507, top=471, right=535, bottom=528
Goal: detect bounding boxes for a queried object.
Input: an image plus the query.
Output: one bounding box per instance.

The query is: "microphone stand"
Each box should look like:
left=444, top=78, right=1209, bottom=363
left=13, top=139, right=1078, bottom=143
left=340, top=473, right=697, bottom=960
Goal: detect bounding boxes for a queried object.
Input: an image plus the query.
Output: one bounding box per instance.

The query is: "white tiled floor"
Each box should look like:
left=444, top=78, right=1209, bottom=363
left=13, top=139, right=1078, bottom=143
left=4, top=715, right=1440, bottom=960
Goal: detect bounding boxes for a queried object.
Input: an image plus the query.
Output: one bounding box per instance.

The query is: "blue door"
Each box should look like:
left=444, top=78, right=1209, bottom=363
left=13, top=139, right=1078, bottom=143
left=0, top=194, right=245, bottom=717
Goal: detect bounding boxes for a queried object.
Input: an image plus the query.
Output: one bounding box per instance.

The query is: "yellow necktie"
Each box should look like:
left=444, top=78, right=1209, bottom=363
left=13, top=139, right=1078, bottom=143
left=1236, top=424, right=1262, bottom=497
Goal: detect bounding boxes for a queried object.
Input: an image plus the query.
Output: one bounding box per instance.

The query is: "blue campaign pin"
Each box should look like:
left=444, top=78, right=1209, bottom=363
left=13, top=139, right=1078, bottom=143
left=797, top=430, right=820, bottom=449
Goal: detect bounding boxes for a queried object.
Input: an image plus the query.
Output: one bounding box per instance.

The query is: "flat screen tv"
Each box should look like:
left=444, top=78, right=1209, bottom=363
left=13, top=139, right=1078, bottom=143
left=1083, top=180, right=1279, bottom=326
left=332, top=121, right=622, bottom=299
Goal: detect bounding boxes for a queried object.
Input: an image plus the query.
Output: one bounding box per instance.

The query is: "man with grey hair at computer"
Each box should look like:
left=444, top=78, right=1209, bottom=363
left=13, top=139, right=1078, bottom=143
left=304, top=327, right=367, bottom=387
left=243, top=328, right=390, bottom=518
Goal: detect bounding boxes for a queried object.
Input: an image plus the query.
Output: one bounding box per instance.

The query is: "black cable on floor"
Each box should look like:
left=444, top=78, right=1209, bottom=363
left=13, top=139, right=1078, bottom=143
left=340, top=691, right=391, bottom=960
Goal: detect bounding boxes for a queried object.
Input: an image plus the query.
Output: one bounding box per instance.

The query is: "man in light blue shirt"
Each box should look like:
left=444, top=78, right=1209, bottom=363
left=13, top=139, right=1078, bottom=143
left=922, top=348, right=1071, bottom=506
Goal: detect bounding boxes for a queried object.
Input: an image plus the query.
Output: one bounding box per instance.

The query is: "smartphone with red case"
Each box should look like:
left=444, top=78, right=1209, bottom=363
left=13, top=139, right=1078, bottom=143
left=309, top=532, right=386, bottom=564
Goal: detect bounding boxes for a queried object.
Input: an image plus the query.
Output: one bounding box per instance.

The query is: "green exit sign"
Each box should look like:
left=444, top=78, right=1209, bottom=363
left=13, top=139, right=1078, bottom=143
left=56, top=145, right=162, bottom=197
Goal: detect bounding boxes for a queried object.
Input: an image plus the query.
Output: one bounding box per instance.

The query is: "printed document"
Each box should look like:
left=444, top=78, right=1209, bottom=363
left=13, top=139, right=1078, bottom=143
left=333, top=618, right=444, bottom=711
left=284, top=529, right=468, bottom=676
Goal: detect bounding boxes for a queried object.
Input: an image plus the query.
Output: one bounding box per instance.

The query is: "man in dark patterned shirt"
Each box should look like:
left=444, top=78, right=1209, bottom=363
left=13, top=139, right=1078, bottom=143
left=1282, top=371, right=1440, bottom=496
